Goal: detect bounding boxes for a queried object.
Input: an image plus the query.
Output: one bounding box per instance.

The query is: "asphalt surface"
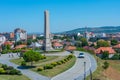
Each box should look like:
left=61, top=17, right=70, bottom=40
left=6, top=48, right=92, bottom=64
left=0, top=53, right=50, bottom=80
left=0, top=51, right=97, bottom=80
left=51, top=51, right=97, bottom=80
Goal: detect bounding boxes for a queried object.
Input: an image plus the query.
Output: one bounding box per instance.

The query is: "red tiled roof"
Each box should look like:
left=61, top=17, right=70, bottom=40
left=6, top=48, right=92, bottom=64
left=64, top=46, right=76, bottom=51
left=113, top=44, right=120, bottom=48
left=95, top=47, right=116, bottom=54
left=83, top=46, right=95, bottom=51
left=15, top=45, right=27, bottom=49
left=4, top=41, right=13, bottom=45
left=53, top=42, right=63, bottom=47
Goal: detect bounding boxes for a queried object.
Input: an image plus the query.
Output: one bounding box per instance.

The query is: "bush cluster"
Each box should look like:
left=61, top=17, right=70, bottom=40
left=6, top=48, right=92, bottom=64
left=0, top=64, right=22, bottom=75
left=37, top=55, right=74, bottom=71
left=37, top=67, right=44, bottom=71
left=44, top=64, right=53, bottom=69
left=21, top=61, right=26, bottom=66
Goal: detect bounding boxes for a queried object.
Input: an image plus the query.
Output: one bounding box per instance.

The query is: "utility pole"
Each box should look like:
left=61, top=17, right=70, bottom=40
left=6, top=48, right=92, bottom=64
left=84, top=62, right=86, bottom=80
left=90, top=68, right=92, bottom=80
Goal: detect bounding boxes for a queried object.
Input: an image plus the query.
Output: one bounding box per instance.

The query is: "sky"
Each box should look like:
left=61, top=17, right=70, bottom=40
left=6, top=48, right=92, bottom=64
left=0, top=0, right=120, bottom=33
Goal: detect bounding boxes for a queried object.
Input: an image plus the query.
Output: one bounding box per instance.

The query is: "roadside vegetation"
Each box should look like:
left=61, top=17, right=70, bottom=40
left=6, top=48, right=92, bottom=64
left=0, top=64, right=30, bottom=80
left=34, top=55, right=76, bottom=77
left=10, top=50, right=76, bottom=77
left=77, top=47, right=120, bottom=80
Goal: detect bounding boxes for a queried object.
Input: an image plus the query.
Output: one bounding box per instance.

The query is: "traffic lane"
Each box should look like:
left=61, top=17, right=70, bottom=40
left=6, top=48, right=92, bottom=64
left=75, top=51, right=97, bottom=80
left=51, top=51, right=91, bottom=80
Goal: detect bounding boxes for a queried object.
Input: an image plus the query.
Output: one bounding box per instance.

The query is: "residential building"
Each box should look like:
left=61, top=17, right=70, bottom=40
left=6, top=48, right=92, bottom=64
left=95, top=47, right=116, bottom=58
left=64, top=45, right=76, bottom=52
left=4, top=41, right=14, bottom=49
left=15, top=44, right=27, bottom=49
left=29, top=42, right=42, bottom=48
left=14, top=28, right=27, bottom=41
left=53, top=42, right=63, bottom=49
left=27, top=34, right=36, bottom=40
left=0, top=35, right=6, bottom=46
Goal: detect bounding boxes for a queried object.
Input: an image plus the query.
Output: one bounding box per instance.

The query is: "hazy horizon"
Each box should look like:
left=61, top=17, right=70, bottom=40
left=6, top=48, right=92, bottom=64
left=0, top=0, right=120, bottom=33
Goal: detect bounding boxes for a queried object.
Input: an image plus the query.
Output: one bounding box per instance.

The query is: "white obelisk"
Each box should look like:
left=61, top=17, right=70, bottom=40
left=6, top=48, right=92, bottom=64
left=44, top=10, right=52, bottom=51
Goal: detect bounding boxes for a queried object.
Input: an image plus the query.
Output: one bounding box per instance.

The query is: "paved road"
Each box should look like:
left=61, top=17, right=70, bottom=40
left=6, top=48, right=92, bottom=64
left=0, top=53, right=50, bottom=80
left=0, top=51, right=97, bottom=80
left=51, top=51, right=97, bottom=80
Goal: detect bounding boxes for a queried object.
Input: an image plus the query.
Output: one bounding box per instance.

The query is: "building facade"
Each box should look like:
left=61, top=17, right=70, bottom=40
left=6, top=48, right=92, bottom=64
left=0, top=35, right=6, bottom=46
left=14, top=28, right=27, bottom=41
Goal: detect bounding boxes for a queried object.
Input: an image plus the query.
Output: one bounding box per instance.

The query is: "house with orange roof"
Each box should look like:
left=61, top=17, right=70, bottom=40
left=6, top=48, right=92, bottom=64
left=95, top=47, right=116, bottom=58
left=53, top=42, right=63, bottom=49
left=15, top=44, right=27, bottom=49
left=64, top=45, right=76, bottom=52
left=4, top=41, right=14, bottom=49
left=113, top=44, right=120, bottom=49
left=4, top=41, right=13, bottom=46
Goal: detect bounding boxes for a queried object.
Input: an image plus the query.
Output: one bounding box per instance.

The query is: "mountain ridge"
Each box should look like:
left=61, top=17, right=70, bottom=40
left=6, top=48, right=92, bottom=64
left=62, top=26, right=120, bottom=34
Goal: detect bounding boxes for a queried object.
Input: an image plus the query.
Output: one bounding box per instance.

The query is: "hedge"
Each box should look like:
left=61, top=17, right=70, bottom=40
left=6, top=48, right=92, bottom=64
left=37, top=54, right=74, bottom=71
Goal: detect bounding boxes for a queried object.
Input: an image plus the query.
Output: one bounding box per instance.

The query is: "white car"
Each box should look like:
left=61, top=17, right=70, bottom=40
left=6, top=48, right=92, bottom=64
left=78, top=53, right=85, bottom=58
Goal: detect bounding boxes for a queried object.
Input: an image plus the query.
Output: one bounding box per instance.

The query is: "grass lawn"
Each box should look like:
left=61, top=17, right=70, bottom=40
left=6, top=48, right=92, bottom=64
left=0, top=75, right=30, bottom=80
left=10, top=55, right=76, bottom=78
left=33, top=56, right=76, bottom=77
left=87, top=55, right=120, bottom=80
left=86, top=56, right=108, bottom=80
left=108, top=60, right=120, bottom=73
left=10, top=56, right=60, bottom=66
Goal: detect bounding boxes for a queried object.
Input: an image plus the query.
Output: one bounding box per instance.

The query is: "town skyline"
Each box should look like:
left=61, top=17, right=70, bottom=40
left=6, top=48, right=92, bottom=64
left=0, top=0, right=120, bottom=33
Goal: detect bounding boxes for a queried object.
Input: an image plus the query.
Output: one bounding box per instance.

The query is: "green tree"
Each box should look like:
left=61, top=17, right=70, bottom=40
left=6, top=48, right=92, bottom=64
left=6, top=45, right=11, bottom=50
left=111, top=39, right=118, bottom=46
left=101, top=51, right=109, bottom=59
left=80, top=38, right=88, bottom=47
left=23, top=50, right=42, bottom=66
left=97, top=40, right=110, bottom=48
left=102, top=61, right=109, bottom=70
left=75, top=42, right=82, bottom=47
left=14, top=41, right=23, bottom=46
left=27, top=39, right=32, bottom=45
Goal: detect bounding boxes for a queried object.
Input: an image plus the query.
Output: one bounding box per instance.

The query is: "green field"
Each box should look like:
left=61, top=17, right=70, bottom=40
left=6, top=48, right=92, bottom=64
left=87, top=56, right=120, bottom=80
left=33, top=56, right=76, bottom=77
left=10, top=56, right=60, bottom=66
left=0, top=74, right=30, bottom=80
left=10, top=55, right=76, bottom=78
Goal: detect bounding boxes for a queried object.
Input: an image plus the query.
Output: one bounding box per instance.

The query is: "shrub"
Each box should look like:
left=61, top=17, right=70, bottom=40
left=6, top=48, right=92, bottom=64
left=111, top=54, right=120, bottom=60
left=43, top=56, right=46, bottom=59
left=44, top=64, right=53, bottom=69
left=60, top=60, right=66, bottom=64
left=40, top=55, right=46, bottom=59
left=51, top=62, right=57, bottom=67
left=102, top=61, right=109, bottom=70
left=56, top=61, right=62, bottom=65
left=68, top=55, right=73, bottom=59
left=7, top=66, right=14, bottom=70
left=0, top=68, right=6, bottom=74
left=101, top=51, right=109, bottom=60
left=64, top=59, right=68, bottom=62
left=9, top=69, right=21, bottom=75
left=21, top=61, right=26, bottom=66
left=1, top=64, right=8, bottom=70
left=16, top=70, right=22, bottom=75
left=37, top=67, right=44, bottom=71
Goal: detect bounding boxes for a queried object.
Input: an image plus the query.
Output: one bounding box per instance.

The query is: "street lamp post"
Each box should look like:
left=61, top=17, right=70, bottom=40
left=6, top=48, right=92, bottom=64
left=90, top=68, right=92, bottom=80
left=84, top=62, right=86, bottom=80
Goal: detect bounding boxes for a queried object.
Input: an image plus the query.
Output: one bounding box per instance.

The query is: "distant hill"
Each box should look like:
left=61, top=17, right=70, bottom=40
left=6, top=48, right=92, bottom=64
left=62, top=26, right=120, bottom=34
